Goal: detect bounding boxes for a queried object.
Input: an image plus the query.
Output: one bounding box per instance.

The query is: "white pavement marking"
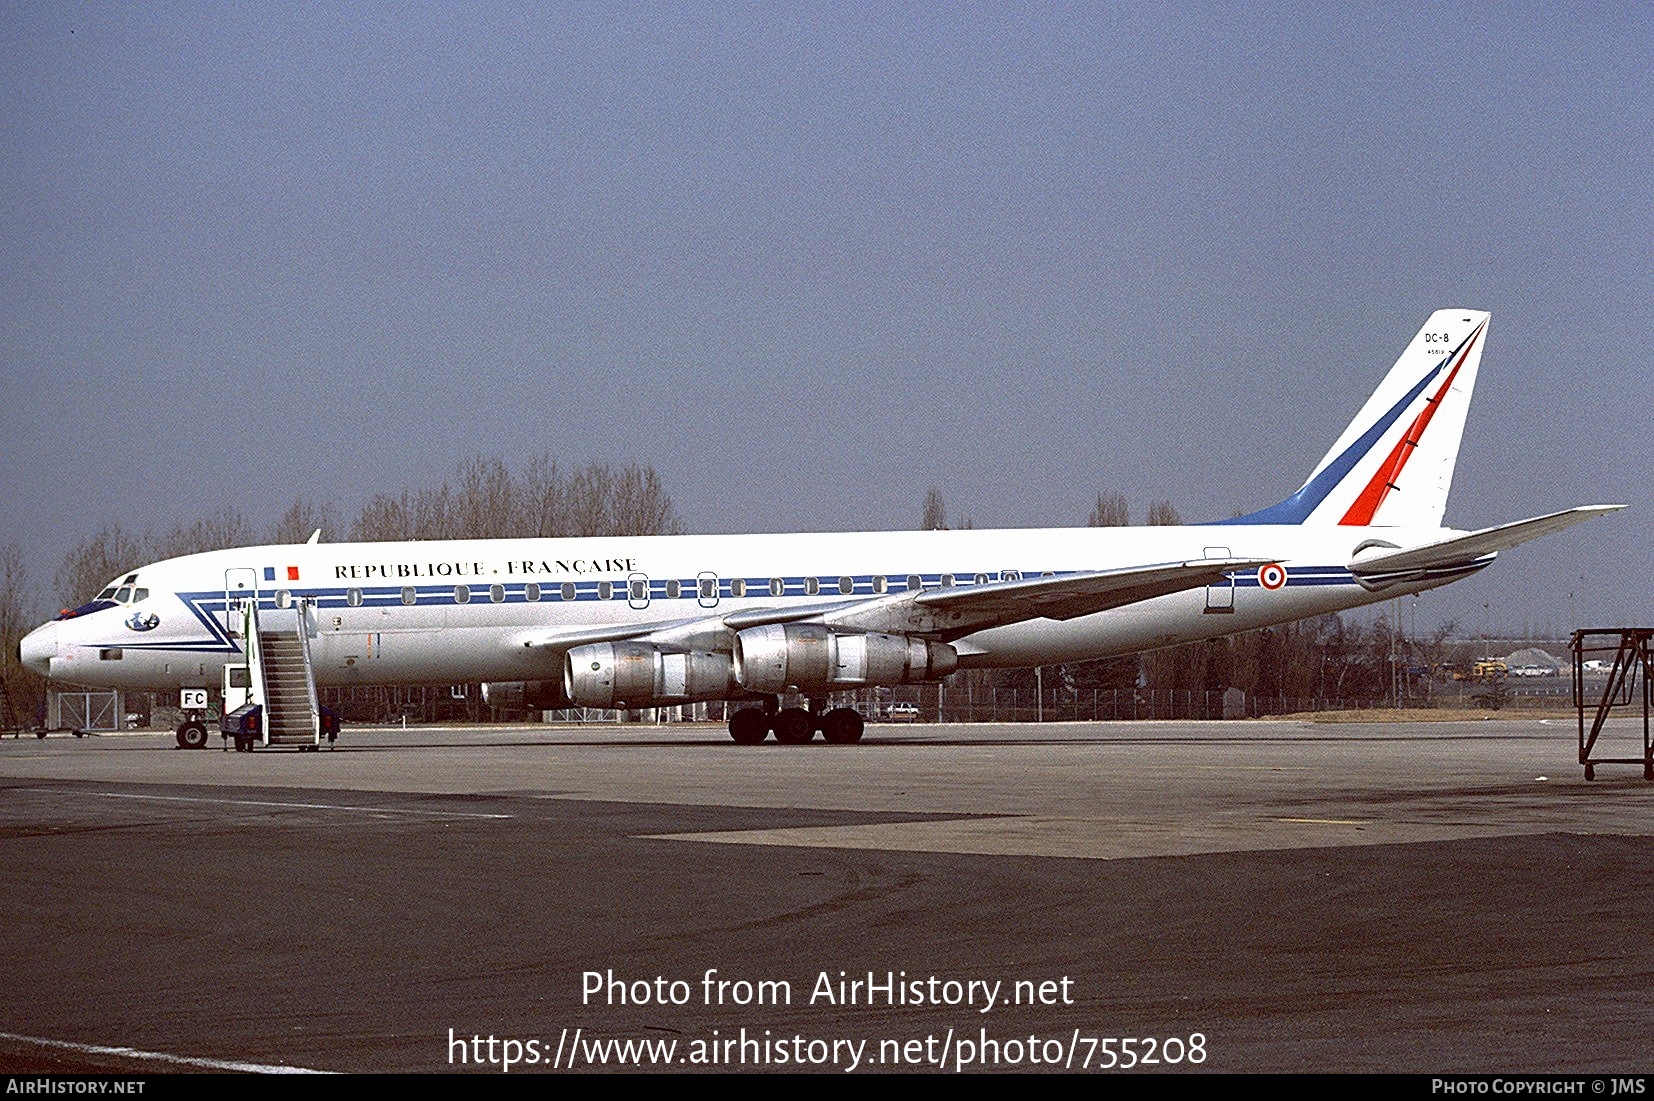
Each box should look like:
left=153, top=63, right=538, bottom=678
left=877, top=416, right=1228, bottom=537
left=25, top=789, right=513, bottom=819
left=0, top=1030, right=329, bottom=1073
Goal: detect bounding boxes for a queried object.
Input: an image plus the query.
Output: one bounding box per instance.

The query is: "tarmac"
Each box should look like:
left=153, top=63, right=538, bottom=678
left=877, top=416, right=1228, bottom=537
left=1, top=716, right=1651, bottom=1074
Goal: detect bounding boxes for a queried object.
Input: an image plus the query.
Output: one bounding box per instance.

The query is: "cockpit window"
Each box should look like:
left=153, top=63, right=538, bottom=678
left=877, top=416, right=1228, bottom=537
left=114, top=587, right=133, bottom=603
left=133, top=588, right=148, bottom=602
left=97, top=587, right=117, bottom=600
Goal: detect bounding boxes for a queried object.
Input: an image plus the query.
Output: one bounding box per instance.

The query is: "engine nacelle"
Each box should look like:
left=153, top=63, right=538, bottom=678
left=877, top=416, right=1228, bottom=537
left=733, top=624, right=957, bottom=695
left=563, top=642, right=736, bottom=709
left=481, top=680, right=571, bottom=711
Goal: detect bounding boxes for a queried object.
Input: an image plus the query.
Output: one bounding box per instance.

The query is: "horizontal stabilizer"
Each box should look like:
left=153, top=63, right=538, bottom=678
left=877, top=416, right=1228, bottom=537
left=1349, top=506, right=1624, bottom=577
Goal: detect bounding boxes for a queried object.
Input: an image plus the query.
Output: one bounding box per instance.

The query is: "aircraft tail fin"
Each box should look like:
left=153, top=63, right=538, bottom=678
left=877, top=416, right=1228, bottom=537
left=1221, top=309, right=1491, bottom=527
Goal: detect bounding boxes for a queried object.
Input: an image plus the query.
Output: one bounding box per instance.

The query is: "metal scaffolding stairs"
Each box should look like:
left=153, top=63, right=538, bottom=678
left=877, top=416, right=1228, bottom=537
left=1572, top=628, right=1653, bottom=781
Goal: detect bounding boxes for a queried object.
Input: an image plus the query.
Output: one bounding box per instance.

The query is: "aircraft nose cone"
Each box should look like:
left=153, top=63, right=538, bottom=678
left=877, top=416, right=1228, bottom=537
left=19, top=622, right=56, bottom=677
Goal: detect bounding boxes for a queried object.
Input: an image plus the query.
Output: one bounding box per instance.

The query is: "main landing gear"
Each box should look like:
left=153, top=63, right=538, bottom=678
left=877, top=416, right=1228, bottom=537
left=727, top=697, right=865, bottom=745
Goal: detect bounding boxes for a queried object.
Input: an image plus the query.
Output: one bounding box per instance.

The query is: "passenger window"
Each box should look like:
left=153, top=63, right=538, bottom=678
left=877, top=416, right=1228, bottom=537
left=730, top=579, right=746, bottom=597
left=631, top=580, right=647, bottom=601
left=666, top=579, right=681, bottom=599
left=769, top=578, right=784, bottom=597
left=347, top=588, right=363, bottom=607
left=699, top=578, right=717, bottom=599
left=805, top=577, right=820, bottom=596
left=561, top=582, right=576, bottom=601
left=872, top=576, right=887, bottom=594
left=940, top=574, right=954, bottom=587
left=525, top=583, right=540, bottom=602
left=490, top=584, right=505, bottom=603
left=907, top=575, right=922, bottom=592
left=598, top=581, right=613, bottom=601
left=974, top=573, right=989, bottom=585
left=401, top=587, right=417, bottom=606
left=274, top=590, right=292, bottom=608
left=839, top=576, right=854, bottom=594
left=454, top=585, right=471, bottom=604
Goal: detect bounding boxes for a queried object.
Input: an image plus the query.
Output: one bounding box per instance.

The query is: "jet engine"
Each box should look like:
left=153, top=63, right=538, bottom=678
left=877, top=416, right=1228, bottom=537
left=733, top=623, right=957, bottom=695
left=563, top=642, right=737, bottom=709
left=480, top=679, right=571, bottom=711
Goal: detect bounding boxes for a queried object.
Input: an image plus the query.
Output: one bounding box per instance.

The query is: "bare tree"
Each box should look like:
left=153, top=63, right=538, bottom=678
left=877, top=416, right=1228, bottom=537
left=154, top=507, right=257, bottom=560
left=1, top=542, right=31, bottom=671
left=269, top=498, right=342, bottom=545
left=453, top=456, right=516, bottom=540
left=349, top=456, right=684, bottom=541
left=1, top=542, right=44, bottom=723
left=607, top=464, right=682, bottom=536
left=563, top=463, right=615, bottom=537
left=520, top=454, right=566, bottom=538
left=350, top=490, right=417, bottom=542
left=1146, top=499, right=1182, bottom=526
left=54, top=524, right=151, bottom=608
left=921, top=486, right=947, bottom=531
left=1087, top=491, right=1130, bottom=527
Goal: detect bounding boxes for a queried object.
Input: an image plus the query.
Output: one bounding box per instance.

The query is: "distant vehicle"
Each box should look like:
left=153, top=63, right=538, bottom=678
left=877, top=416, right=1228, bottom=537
left=1511, top=664, right=1558, bottom=678
left=1473, top=660, right=1509, bottom=678
left=880, top=703, right=921, bottom=722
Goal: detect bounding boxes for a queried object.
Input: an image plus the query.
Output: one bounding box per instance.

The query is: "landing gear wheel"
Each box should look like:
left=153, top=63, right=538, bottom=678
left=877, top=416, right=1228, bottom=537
left=773, top=707, right=816, bottom=744
left=729, top=708, right=771, bottom=745
left=177, top=722, right=209, bottom=750
left=821, top=707, right=865, bottom=745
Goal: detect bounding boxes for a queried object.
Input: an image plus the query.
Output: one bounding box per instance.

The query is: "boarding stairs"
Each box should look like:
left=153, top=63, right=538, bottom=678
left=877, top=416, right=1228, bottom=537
left=227, top=590, right=322, bottom=749
left=255, top=613, right=321, bottom=747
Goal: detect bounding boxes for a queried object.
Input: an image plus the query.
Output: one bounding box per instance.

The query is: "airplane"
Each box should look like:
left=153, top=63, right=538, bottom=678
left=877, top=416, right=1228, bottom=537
left=18, top=309, right=1623, bottom=748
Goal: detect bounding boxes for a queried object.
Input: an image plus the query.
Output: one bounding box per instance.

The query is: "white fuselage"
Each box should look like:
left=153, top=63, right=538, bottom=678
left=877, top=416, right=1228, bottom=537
left=23, top=523, right=1456, bottom=693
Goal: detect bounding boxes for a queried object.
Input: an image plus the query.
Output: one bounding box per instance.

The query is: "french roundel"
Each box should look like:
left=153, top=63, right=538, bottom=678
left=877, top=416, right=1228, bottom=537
left=1258, top=563, right=1287, bottom=591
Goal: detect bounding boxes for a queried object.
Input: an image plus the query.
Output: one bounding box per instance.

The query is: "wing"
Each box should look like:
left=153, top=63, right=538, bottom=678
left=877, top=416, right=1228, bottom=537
left=521, top=556, right=1273, bottom=653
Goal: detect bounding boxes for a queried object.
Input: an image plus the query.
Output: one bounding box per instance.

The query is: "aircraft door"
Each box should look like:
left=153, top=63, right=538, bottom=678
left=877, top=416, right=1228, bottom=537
left=627, top=573, right=650, bottom=610
left=223, top=568, right=259, bottom=641
left=1202, top=547, right=1235, bottom=614
left=697, top=572, right=719, bottom=609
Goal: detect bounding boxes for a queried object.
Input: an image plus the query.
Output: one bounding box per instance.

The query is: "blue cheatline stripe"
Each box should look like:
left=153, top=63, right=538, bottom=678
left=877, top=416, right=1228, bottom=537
left=183, top=566, right=1362, bottom=610
left=115, top=565, right=1361, bottom=654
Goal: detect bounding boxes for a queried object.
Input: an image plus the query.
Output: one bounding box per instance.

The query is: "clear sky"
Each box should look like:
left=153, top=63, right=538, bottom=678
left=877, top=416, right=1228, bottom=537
left=2, top=2, right=1648, bottom=635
